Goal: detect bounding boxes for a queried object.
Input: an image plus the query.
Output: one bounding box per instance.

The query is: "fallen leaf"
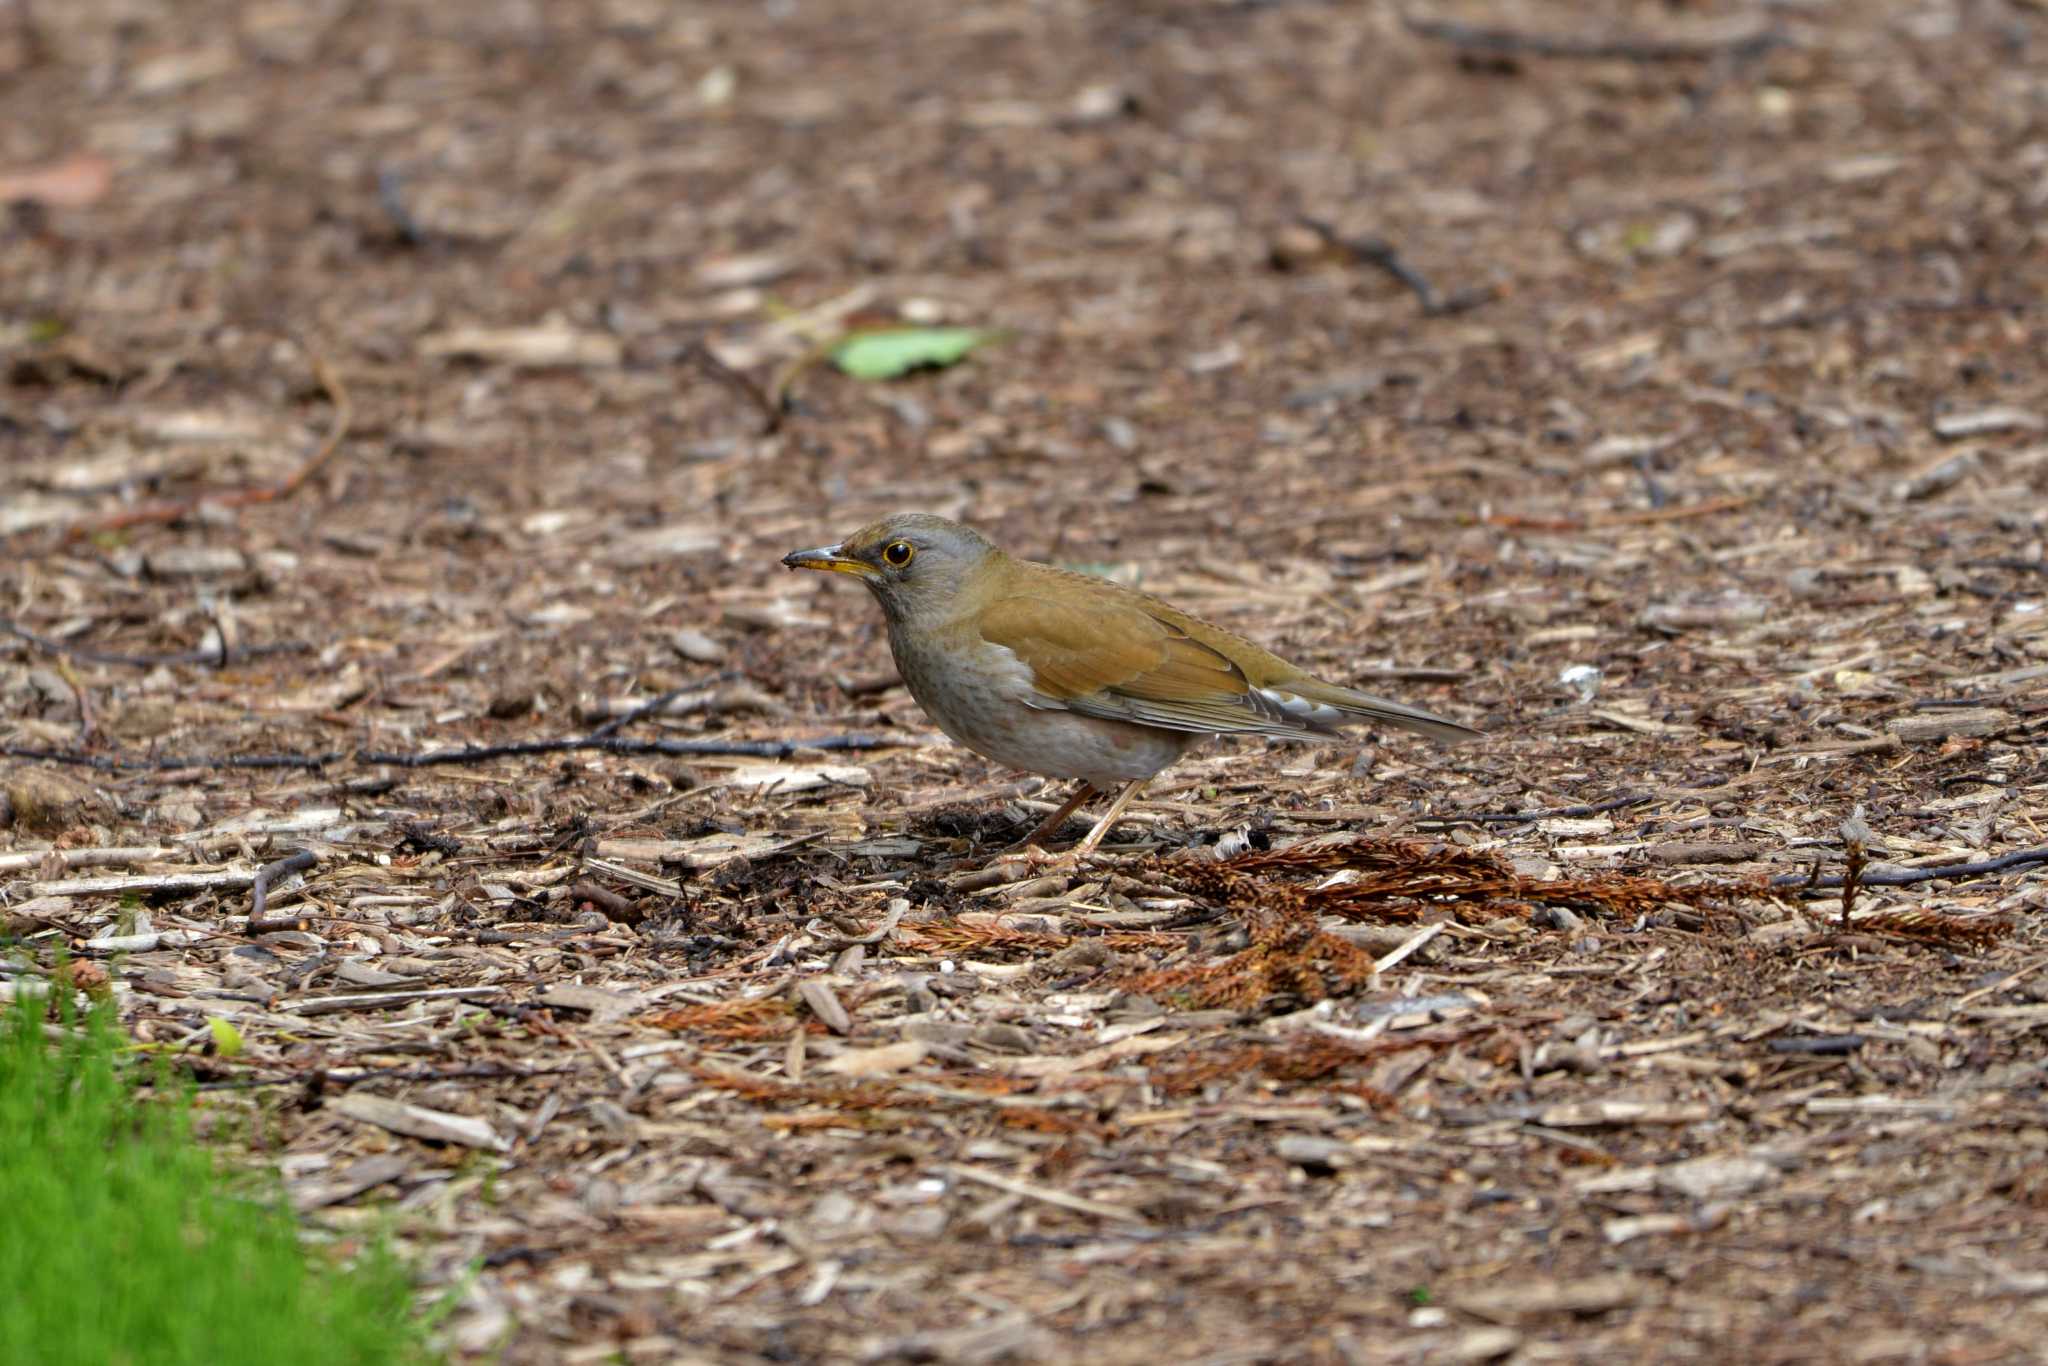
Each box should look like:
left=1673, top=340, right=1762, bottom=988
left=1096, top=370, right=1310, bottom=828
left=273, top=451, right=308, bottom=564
left=208, top=1017, right=244, bottom=1058
left=830, top=327, right=999, bottom=380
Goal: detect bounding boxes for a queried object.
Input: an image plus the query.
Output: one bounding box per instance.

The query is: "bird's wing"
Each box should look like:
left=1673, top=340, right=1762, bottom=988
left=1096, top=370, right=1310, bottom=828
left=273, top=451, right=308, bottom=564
left=972, top=593, right=1306, bottom=736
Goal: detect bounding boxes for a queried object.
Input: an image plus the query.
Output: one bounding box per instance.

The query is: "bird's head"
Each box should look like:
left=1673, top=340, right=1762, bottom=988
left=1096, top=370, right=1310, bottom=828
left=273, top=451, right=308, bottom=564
left=781, top=512, right=996, bottom=624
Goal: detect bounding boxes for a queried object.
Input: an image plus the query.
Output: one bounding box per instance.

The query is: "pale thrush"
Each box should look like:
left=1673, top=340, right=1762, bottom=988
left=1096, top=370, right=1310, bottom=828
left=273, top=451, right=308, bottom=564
left=783, top=513, right=1478, bottom=855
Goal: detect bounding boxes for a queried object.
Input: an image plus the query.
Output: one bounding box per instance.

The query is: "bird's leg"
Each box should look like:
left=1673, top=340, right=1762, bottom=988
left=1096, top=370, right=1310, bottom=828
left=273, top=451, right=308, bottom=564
left=1070, top=778, right=1146, bottom=859
left=1007, top=781, right=1097, bottom=852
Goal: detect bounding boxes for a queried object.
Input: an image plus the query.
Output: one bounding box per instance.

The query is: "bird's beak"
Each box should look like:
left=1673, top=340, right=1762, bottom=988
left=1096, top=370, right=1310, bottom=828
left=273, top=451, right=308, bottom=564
left=781, top=543, right=877, bottom=579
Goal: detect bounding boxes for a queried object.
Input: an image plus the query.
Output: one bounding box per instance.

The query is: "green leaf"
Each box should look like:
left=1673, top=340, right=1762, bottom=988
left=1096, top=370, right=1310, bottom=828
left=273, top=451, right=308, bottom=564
left=829, top=326, right=998, bottom=380
left=208, top=1016, right=244, bottom=1058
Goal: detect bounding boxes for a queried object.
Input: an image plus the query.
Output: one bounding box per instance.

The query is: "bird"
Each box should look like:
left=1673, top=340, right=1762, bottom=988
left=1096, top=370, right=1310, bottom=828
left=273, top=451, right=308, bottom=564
left=782, top=513, right=1479, bottom=858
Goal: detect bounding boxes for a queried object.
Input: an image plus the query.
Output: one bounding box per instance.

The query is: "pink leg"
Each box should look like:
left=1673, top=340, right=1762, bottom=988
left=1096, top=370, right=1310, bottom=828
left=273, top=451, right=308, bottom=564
left=1070, top=779, right=1146, bottom=858
left=1009, top=782, right=1096, bottom=851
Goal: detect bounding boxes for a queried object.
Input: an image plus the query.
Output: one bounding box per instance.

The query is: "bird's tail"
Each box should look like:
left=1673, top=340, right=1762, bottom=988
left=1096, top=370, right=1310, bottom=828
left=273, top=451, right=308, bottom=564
left=1279, top=678, right=1482, bottom=744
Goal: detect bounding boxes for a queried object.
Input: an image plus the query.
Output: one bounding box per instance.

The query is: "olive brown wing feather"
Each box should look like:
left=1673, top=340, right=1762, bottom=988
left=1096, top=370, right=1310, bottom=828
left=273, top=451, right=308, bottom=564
left=973, top=590, right=1481, bottom=743
left=972, top=594, right=1309, bottom=737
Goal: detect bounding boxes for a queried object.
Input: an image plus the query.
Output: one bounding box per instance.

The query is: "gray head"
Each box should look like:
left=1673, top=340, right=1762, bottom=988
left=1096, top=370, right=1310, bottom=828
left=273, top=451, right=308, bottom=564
left=781, top=513, right=998, bottom=623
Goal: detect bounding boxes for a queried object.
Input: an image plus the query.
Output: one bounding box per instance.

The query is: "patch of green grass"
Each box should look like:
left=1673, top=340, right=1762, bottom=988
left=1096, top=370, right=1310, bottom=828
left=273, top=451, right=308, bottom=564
left=0, top=992, right=432, bottom=1366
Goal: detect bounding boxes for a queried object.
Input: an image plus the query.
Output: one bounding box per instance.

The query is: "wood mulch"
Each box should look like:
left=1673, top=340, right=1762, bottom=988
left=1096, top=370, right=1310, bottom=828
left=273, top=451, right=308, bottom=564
left=4, top=0, right=2046, bottom=1360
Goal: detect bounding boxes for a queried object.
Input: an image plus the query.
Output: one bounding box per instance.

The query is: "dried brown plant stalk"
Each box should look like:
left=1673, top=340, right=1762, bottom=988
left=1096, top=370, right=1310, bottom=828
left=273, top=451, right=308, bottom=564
left=643, top=998, right=797, bottom=1040
left=1120, top=906, right=1382, bottom=1009
left=1145, top=839, right=1757, bottom=925
left=1147, top=1029, right=1487, bottom=1098
left=1857, top=909, right=2011, bottom=948
left=900, top=923, right=1071, bottom=955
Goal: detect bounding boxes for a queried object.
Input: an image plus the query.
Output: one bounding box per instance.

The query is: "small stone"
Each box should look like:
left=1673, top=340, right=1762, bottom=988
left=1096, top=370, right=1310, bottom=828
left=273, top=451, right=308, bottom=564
left=670, top=628, right=726, bottom=663
left=4, top=770, right=98, bottom=833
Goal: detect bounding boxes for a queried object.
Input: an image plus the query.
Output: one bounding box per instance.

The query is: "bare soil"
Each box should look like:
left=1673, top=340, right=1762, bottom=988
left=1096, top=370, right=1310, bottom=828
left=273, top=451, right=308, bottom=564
left=4, top=1, right=2047, bottom=1361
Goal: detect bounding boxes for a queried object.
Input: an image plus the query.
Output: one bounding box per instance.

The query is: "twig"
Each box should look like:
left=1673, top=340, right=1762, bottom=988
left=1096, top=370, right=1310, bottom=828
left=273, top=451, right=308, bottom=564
left=1483, top=496, right=1752, bottom=534
left=568, top=879, right=640, bottom=923
left=249, top=848, right=319, bottom=925
left=582, top=675, right=743, bottom=740
left=687, top=340, right=783, bottom=435
left=1296, top=216, right=1492, bottom=317
left=1963, top=558, right=2048, bottom=576
left=1769, top=846, right=2048, bottom=891
left=51, top=656, right=98, bottom=741
left=61, top=347, right=354, bottom=538
left=1837, top=815, right=1869, bottom=930
left=2, top=732, right=898, bottom=774
left=944, top=1164, right=1149, bottom=1225
left=1427, top=793, right=1651, bottom=827
left=2, top=746, right=334, bottom=772
left=1401, top=10, right=1780, bottom=64
left=191, top=1062, right=579, bottom=1093
left=375, top=166, right=427, bottom=246
left=360, top=734, right=895, bottom=767
left=0, top=618, right=310, bottom=668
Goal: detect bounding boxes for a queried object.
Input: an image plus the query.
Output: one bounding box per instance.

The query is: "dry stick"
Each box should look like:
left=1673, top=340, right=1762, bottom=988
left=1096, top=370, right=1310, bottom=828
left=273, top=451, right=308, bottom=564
left=50, top=655, right=98, bottom=742
left=375, top=166, right=428, bottom=246
left=0, top=618, right=310, bottom=668
left=686, top=340, right=784, bottom=435
left=1431, top=792, right=1652, bottom=827
left=63, top=348, right=353, bottom=538
left=1295, top=216, right=1492, bottom=317
left=1838, top=836, right=1867, bottom=930
left=358, top=734, right=895, bottom=766
left=1401, top=10, right=1781, bottom=63
left=567, top=880, right=638, bottom=922
left=1769, top=846, right=2048, bottom=891
left=0, top=746, right=330, bottom=772
left=192, top=1062, right=579, bottom=1094
left=1484, top=496, right=1752, bottom=534
left=1, top=732, right=897, bottom=774
left=246, top=848, right=319, bottom=932
left=1964, top=558, right=2048, bottom=576
left=582, top=672, right=745, bottom=740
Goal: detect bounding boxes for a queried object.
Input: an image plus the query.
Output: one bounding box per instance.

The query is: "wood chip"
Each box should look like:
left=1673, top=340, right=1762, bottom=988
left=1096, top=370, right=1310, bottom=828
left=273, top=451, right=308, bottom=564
left=331, top=1094, right=510, bottom=1151
left=1456, top=1272, right=1651, bottom=1322
left=820, top=1040, right=927, bottom=1076
left=290, top=1153, right=412, bottom=1211
left=32, top=868, right=256, bottom=899
left=945, top=1164, right=1149, bottom=1225
left=797, top=978, right=853, bottom=1034
left=1884, top=708, right=2012, bottom=742
left=418, top=323, right=622, bottom=367
left=1537, top=1100, right=1711, bottom=1128
left=536, top=983, right=647, bottom=1024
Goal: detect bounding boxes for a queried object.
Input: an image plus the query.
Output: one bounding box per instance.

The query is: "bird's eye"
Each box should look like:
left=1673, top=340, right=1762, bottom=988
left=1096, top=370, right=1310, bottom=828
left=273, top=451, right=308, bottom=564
left=882, top=540, right=915, bottom=568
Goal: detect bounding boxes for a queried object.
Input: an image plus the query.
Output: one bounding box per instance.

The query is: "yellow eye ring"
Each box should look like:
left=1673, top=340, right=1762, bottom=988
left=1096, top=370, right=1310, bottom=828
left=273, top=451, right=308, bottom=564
left=882, top=540, right=915, bottom=568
